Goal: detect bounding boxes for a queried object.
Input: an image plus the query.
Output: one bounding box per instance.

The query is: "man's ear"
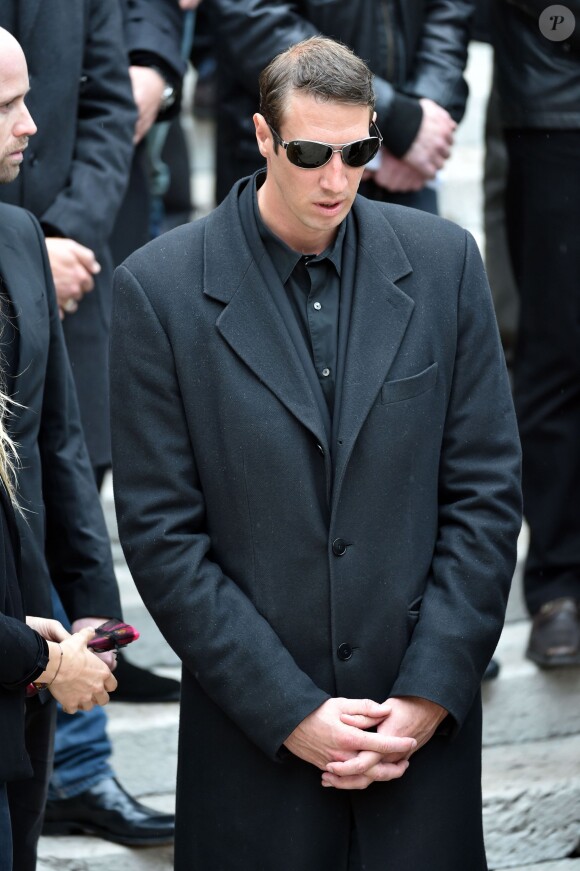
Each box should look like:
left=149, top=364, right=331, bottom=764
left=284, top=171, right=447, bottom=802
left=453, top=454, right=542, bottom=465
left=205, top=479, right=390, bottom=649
left=254, top=113, right=271, bottom=159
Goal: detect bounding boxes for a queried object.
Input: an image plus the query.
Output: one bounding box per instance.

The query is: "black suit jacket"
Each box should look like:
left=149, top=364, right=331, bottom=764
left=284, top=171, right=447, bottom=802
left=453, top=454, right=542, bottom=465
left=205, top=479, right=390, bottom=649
left=0, top=0, right=137, bottom=467
left=111, top=180, right=522, bottom=870
left=0, top=203, right=121, bottom=622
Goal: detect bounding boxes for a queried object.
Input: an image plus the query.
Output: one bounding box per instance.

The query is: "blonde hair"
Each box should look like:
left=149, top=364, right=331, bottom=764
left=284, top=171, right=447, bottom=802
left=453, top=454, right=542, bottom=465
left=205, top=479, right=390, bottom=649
left=0, top=385, right=19, bottom=507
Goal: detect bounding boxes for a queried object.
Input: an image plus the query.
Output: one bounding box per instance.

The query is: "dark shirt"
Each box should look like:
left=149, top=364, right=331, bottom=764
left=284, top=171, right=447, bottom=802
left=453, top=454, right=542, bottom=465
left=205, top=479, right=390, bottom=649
left=253, top=179, right=345, bottom=414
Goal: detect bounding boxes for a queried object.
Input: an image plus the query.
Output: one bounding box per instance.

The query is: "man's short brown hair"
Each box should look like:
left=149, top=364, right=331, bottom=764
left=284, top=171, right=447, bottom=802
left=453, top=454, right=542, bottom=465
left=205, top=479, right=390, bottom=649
left=259, top=36, right=375, bottom=134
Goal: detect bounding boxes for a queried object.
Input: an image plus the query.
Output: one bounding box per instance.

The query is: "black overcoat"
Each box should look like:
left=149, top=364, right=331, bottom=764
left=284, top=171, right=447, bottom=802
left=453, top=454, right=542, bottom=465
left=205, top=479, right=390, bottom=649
left=0, top=0, right=136, bottom=467
left=111, top=182, right=522, bottom=870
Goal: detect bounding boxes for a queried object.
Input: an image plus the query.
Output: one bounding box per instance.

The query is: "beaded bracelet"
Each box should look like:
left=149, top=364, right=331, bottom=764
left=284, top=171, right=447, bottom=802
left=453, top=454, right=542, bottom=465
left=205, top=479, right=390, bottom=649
left=32, top=643, right=63, bottom=690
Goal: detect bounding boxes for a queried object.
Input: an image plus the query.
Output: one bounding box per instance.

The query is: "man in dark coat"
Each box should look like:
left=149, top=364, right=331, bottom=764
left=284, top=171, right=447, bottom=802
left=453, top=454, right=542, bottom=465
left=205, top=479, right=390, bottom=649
left=0, top=17, right=175, bottom=854
left=0, top=0, right=136, bottom=477
left=111, top=37, right=522, bottom=870
left=0, top=28, right=124, bottom=869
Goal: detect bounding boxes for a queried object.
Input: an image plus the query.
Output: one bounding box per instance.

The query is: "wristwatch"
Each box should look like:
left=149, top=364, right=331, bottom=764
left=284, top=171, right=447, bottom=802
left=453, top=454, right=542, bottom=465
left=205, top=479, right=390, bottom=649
left=149, top=65, right=176, bottom=112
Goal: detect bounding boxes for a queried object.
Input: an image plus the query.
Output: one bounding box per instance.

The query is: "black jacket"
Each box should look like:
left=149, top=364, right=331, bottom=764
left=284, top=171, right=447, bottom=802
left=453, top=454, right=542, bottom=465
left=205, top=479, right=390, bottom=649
left=0, top=204, right=122, bottom=623
left=207, top=0, right=475, bottom=199
left=493, top=0, right=580, bottom=128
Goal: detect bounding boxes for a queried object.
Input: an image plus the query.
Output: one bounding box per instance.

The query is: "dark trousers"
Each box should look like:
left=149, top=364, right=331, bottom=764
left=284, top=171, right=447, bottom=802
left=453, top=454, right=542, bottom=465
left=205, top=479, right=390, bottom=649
left=505, top=129, right=580, bottom=614
left=7, top=699, right=56, bottom=871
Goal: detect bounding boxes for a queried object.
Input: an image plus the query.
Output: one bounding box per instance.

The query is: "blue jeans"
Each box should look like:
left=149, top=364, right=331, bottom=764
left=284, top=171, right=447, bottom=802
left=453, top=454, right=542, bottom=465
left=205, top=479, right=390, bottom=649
left=47, top=590, right=114, bottom=800
left=0, top=784, right=12, bottom=871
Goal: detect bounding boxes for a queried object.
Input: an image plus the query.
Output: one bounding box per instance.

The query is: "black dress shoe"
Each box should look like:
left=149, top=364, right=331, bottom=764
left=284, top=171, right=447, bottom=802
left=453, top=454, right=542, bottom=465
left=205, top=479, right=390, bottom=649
left=483, top=658, right=500, bottom=681
left=42, top=777, right=175, bottom=846
left=110, top=653, right=180, bottom=703
left=526, top=597, right=580, bottom=668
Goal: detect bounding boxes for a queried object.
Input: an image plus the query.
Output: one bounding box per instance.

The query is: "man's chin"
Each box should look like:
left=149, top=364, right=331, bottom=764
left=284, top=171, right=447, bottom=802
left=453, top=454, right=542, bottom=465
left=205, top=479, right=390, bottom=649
left=0, top=165, right=21, bottom=184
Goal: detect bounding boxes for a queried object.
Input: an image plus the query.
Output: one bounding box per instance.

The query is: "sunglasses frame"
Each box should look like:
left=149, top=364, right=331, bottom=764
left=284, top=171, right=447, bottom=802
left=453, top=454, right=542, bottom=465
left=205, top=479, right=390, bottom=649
left=267, top=120, right=383, bottom=170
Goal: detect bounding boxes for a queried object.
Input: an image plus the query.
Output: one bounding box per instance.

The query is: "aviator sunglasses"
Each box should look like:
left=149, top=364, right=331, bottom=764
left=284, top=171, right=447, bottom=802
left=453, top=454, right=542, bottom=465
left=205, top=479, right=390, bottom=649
left=268, top=120, right=383, bottom=169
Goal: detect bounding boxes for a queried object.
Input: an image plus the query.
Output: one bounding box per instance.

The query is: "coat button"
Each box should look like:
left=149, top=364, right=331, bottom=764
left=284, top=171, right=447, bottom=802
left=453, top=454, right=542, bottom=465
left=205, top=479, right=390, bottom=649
left=337, top=643, right=353, bottom=661
left=332, top=538, right=347, bottom=556
left=316, top=443, right=324, bottom=456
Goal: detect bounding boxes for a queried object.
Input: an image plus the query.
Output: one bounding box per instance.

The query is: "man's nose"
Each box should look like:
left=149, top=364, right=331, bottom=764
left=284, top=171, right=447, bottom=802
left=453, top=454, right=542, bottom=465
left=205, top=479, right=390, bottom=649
left=319, top=151, right=348, bottom=192
left=15, top=104, right=37, bottom=139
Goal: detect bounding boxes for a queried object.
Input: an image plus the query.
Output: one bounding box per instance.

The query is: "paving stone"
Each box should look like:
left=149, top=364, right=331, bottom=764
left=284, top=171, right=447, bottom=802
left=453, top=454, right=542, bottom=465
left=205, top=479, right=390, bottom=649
left=483, top=735, right=580, bottom=867
left=483, top=622, right=580, bottom=746
left=38, top=838, right=173, bottom=871
left=107, top=704, right=179, bottom=796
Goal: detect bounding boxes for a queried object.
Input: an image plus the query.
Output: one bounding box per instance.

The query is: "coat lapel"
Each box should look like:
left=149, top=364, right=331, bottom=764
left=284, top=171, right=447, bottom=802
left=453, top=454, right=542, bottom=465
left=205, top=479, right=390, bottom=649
left=202, top=186, right=331, bottom=453
left=332, top=200, right=415, bottom=503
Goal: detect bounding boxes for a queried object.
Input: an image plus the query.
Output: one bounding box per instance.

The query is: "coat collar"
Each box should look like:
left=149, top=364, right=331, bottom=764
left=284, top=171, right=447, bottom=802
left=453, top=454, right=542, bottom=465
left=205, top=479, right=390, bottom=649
left=202, top=181, right=414, bottom=482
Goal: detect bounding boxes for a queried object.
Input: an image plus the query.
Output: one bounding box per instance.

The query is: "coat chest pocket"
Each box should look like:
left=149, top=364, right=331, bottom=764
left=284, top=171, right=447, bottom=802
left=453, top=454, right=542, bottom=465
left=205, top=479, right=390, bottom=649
left=381, top=362, right=438, bottom=405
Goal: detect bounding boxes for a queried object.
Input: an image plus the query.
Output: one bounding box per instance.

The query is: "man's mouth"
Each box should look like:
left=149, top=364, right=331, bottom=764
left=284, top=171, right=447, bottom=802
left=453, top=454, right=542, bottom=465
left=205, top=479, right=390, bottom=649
left=10, top=139, right=28, bottom=156
left=315, top=200, right=343, bottom=212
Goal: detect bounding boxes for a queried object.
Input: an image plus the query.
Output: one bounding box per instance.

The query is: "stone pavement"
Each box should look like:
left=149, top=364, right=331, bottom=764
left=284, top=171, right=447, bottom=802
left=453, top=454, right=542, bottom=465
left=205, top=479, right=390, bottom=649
left=38, top=41, right=580, bottom=871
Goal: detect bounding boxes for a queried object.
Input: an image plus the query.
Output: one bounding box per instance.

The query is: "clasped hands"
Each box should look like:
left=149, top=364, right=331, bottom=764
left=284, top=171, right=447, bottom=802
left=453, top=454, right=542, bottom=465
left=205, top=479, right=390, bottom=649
left=284, top=695, right=447, bottom=791
left=367, top=98, right=457, bottom=193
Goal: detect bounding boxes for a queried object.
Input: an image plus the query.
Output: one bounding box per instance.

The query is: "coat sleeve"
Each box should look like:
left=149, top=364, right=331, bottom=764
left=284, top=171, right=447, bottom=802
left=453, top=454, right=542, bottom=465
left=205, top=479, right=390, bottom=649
left=110, top=263, right=329, bottom=760
left=121, top=0, right=187, bottom=82
left=404, top=0, right=475, bottom=122
left=27, top=213, right=122, bottom=622
left=39, top=0, right=136, bottom=253
left=0, top=617, right=45, bottom=689
left=390, top=231, right=522, bottom=729
left=208, top=0, right=319, bottom=95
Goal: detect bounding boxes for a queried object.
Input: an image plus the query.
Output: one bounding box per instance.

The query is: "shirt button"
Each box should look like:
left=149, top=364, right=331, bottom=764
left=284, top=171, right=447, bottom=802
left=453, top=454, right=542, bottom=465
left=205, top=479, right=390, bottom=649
left=313, top=301, right=322, bottom=310
left=332, top=538, right=347, bottom=556
left=321, top=368, right=330, bottom=377
left=337, top=643, right=353, bottom=661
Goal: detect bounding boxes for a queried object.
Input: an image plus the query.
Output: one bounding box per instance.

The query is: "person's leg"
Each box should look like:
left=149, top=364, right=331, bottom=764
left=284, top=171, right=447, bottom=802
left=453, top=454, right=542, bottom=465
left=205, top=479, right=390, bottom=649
left=48, top=706, right=113, bottom=801
left=7, top=700, right=56, bottom=871
left=506, top=130, right=580, bottom=610
left=44, top=588, right=175, bottom=844
left=0, top=783, right=13, bottom=871
left=47, top=588, right=114, bottom=801
left=483, top=68, right=519, bottom=363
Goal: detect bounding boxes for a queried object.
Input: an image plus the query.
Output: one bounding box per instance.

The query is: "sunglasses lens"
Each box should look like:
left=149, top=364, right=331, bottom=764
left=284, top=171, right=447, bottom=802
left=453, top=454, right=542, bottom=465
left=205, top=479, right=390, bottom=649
left=343, top=137, right=380, bottom=167
left=286, top=141, right=333, bottom=168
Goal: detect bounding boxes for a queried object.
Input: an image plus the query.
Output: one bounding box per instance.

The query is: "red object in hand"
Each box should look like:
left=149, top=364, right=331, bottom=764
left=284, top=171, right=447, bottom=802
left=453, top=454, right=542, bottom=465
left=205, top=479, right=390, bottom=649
left=87, top=619, right=140, bottom=652
left=26, top=620, right=139, bottom=697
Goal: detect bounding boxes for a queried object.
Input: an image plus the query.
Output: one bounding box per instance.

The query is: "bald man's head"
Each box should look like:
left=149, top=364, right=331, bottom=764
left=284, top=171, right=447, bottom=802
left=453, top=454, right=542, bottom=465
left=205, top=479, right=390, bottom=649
left=0, top=27, right=36, bottom=184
